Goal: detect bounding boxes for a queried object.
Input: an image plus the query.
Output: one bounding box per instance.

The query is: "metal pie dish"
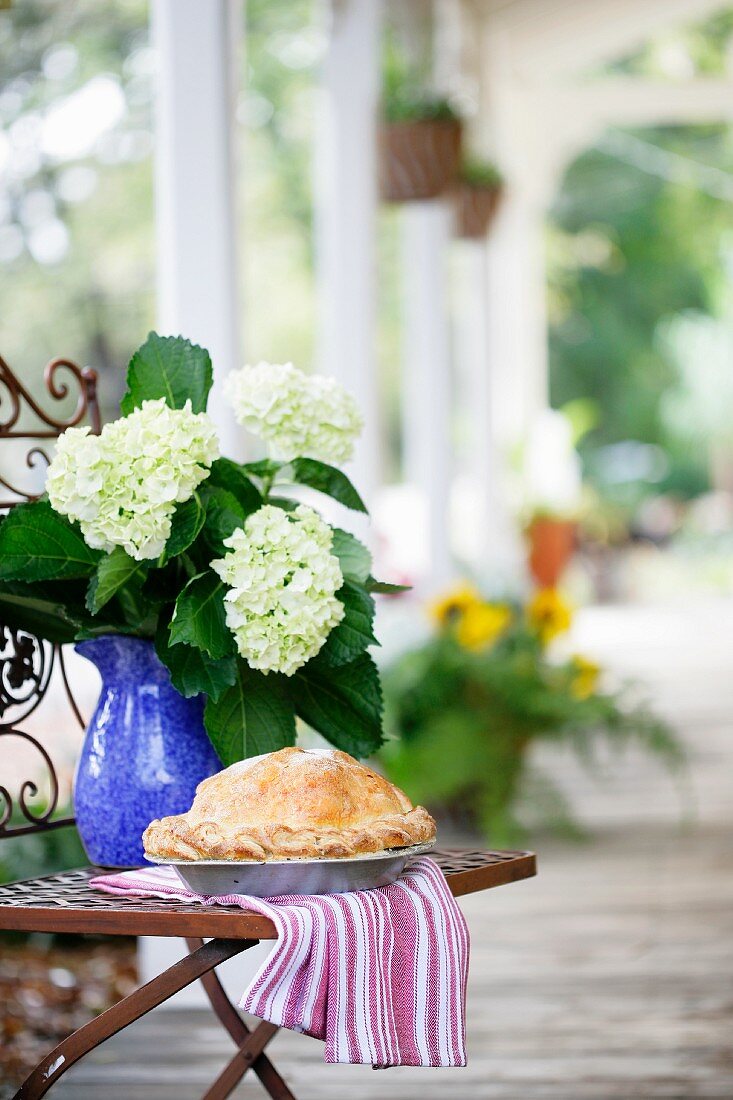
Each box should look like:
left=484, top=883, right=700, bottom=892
left=147, top=840, right=436, bottom=898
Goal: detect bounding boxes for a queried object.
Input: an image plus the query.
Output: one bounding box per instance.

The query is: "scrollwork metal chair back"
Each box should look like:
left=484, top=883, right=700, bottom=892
left=0, top=356, right=101, bottom=839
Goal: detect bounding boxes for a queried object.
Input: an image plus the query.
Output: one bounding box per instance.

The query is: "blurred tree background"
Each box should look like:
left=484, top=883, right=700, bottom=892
left=0, top=0, right=153, bottom=416
left=547, top=9, right=733, bottom=515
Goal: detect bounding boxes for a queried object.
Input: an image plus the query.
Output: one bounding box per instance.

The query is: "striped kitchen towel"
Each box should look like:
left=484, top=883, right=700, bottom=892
left=91, top=856, right=469, bottom=1067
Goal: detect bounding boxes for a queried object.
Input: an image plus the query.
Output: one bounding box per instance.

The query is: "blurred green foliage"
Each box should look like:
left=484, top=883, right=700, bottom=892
left=0, top=0, right=153, bottom=417
left=548, top=10, right=733, bottom=507
left=460, top=157, right=502, bottom=189
left=0, top=812, right=86, bottom=886
left=383, top=598, right=682, bottom=845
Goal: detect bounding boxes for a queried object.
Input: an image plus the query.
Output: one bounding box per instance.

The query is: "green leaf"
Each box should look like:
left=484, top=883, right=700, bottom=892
left=86, top=548, right=148, bottom=614
left=199, top=484, right=249, bottom=555
left=317, top=581, right=377, bottom=667
left=366, top=576, right=411, bottom=595
left=0, top=501, right=101, bottom=581
left=162, top=493, right=205, bottom=562
left=267, top=497, right=298, bottom=512
left=204, top=661, right=296, bottom=766
left=169, top=572, right=235, bottom=659
left=0, top=586, right=81, bottom=645
left=141, top=557, right=188, bottom=606
left=241, top=459, right=284, bottom=479
left=207, top=458, right=262, bottom=513
left=120, top=332, right=213, bottom=414
left=289, top=653, right=384, bottom=758
left=289, top=458, right=367, bottom=513
left=330, top=528, right=371, bottom=583
left=155, top=618, right=236, bottom=701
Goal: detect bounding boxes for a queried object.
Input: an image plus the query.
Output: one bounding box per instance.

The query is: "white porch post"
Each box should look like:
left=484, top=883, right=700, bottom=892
left=315, top=0, right=382, bottom=505
left=151, top=0, right=243, bottom=459
left=401, top=200, right=454, bottom=588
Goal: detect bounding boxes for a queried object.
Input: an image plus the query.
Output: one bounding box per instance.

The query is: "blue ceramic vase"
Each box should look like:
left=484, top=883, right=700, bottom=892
left=74, top=635, right=221, bottom=867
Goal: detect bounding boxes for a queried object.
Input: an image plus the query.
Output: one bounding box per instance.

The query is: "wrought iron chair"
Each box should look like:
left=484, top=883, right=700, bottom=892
left=0, top=356, right=536, bottom=1100
left=0, top=355, right=100, bottom=840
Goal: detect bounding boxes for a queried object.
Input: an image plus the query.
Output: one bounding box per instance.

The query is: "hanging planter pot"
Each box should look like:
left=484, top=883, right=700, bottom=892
left=378, top=118, right=462, bottom=203
left=526, top=516, right=577, bottom=589
left=455, top=181, right=503, bottom=239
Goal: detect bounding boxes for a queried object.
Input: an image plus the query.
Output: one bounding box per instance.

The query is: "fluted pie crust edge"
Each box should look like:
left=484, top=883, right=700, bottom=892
left=143, top=805, right=435, bottom=862
left=143, top=747, right=436, bottom=862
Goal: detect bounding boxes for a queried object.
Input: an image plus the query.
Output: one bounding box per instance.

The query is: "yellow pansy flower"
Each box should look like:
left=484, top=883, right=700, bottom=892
left=456, top=602, right=513, bottom=651
left=429, top=582, right=482, bottom=628
left=570, top=655, right=601, bottom=699
left=527, top=587, right=573, bottom=644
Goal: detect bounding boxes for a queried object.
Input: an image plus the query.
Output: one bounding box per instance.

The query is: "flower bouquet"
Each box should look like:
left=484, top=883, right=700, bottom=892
left=382, top=583, right=682, bottom=844
left=0, top=334, right=398, bottom=862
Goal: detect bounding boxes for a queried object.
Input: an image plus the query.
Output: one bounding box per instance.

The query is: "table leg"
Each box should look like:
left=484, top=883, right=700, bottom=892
left=186, top=937, right=297, bottom=1100
left=13, top=938, right=252, bottom=1100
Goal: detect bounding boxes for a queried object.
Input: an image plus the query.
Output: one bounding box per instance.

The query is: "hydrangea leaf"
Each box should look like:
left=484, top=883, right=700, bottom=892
left=241, top=459, right=285, bottom=479
left=330, top=528, right=371, bottom=583
left=207, top=458, right=262, bottom=513
left=121, top=332, right=213, bottom=414
left=169, top=572, right=236, bottom=659
left=0, top=584, right=82, bottom=645
left=288, top=458, right=367, bottom=513
left=155, top=619, right=237, bottom=702
left=366, top=577, right=411, bottom=594
left=289, top=653, right=384, bottom=758
left=199, top=484, right=250, bottom=555
left=317, top=580, right=377, bottom=668
left=161, top=493, right=205, bottom=563
left=86, top=547, right=148, bottom=614
left=0, top=500, right=101, bottom=581
left=204, top=661, right=296, bottom=765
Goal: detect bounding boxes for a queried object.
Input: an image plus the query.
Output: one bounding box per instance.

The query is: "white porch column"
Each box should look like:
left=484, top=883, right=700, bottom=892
left=454, top=235, right=523, bottom=581
left=401, top=200, right=454, bottom=588
left=315, top=0, right=382, bottom=505
left=485, top=186, right=549, bottom=446
left=151, top=0, right=243, bottom=459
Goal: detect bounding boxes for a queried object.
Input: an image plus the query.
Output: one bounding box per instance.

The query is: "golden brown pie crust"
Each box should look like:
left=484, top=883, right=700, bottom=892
left=143, top=747, right=436, bottom=862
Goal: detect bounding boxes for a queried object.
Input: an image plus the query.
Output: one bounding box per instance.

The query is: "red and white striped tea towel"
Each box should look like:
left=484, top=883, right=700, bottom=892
left=91, top=856, right=469, bottom=1067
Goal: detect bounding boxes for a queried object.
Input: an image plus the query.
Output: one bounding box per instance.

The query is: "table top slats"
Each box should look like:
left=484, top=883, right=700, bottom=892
left=0, top=848, right=536, bottom=939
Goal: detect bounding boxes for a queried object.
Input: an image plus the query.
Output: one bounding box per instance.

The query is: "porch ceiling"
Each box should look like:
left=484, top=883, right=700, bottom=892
left=479, top=0, right=733, bottom=77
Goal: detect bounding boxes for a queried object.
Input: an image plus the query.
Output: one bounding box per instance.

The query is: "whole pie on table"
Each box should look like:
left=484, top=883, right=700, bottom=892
left=143, top=747, right=436, bottom=862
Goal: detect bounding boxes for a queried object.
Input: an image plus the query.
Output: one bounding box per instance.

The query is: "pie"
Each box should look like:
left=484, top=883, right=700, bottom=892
left=143, top=747, right=436, bottom=862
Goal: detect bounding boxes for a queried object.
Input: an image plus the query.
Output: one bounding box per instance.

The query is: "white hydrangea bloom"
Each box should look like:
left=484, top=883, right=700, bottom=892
left=224, top=362, right=363, bottom=465
left=47, top=399, right=219, bottom=561
left=212, top=504, right=344, bottom=676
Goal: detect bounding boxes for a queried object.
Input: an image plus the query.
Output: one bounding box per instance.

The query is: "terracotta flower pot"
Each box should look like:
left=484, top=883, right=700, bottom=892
left=454, top=181, right=503, bottom=238
left=378, top=119, right=462, bottom=203
left=526, top=517, right=577, bottom=589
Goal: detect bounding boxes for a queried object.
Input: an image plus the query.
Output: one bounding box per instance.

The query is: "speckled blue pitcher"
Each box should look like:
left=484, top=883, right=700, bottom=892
left=74, top=635, right=221, bottom=868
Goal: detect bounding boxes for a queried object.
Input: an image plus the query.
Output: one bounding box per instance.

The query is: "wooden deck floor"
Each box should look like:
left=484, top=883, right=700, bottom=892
left=53, top=600, right=733, bottom=1099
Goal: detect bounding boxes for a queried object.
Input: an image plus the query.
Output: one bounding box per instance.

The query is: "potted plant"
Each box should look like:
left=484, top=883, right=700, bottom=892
left=525, top=508, right=578, bottom=588
left=0, top=335, right=399, bottom=866
left=382, top=583, right=681, bottom=844
left=454, top=158, right=504, bottom=239
left=379, top=83, right=462, bottom=203
left=522, top=408, right=584, bottom=587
